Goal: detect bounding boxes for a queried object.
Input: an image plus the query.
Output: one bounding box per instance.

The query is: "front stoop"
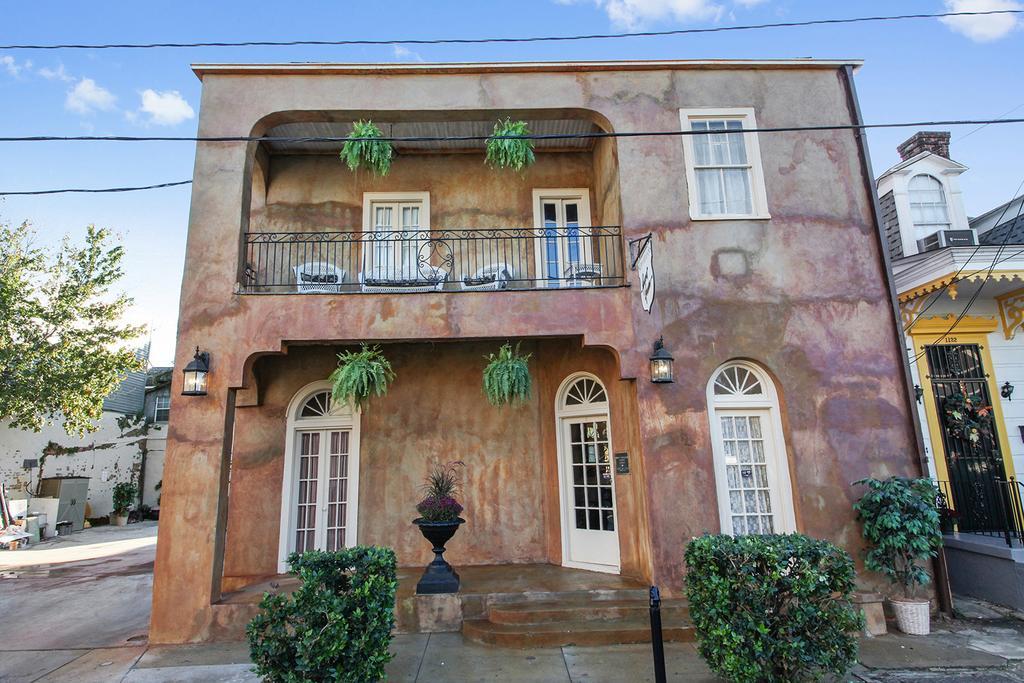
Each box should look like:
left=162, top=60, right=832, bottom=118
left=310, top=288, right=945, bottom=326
left=462, top=592, right=695, bottom=648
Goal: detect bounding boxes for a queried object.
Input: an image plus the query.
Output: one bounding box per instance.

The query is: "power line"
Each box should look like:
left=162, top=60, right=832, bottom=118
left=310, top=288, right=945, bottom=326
left=0, top=180, right=192, bottom=196
left=955, top=102, right=1024, bottom=143
left=3, top=117, right=1024, bottom=145
left=1, top=10, right=1020, bottom=50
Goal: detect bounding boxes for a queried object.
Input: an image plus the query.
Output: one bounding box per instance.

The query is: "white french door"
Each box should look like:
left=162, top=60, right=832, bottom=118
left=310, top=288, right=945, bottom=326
left=293, top=429, right=354, bottom=553
left=560, top=416, right=620, bottom=572
left=368, top=201, right=422, bottom=279
left=533, top=191, right=592, bottom=287
left=715, top=410, right=783, bottom=535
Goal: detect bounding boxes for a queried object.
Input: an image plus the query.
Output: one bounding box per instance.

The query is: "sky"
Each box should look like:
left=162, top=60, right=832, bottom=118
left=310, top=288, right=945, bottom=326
left=1, top=0, right=1022, bottom=366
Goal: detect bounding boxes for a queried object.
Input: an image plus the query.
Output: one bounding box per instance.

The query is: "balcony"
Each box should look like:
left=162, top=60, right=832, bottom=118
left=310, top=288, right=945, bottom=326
left=239, top=226, right=625, bottom=294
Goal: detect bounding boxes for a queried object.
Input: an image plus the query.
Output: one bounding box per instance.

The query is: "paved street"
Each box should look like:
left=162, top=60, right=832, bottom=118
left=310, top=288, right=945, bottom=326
left=2, top=524, right=1024, bottom=681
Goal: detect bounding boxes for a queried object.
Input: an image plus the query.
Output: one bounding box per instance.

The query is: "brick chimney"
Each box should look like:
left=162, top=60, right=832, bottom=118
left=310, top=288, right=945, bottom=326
left=897, top=131, right=951, bottom=161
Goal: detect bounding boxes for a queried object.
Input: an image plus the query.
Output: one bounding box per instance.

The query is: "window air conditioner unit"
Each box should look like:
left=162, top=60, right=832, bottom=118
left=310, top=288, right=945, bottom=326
left=916, top=230, right=977, bottom=253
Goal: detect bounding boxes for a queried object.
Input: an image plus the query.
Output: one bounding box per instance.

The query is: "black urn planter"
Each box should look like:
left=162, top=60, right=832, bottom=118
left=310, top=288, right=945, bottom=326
left=413, top=517, right=464, bottom=594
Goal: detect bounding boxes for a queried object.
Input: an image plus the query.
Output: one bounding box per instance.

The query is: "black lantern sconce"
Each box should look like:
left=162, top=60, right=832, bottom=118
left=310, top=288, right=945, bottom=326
left=181, top=347, right=211, bottom=397
left=650, top=336, right=674, bottom=384
left=914, top=384, right=924, bottom=404
left=1002, top=381, right=1014, bottom=401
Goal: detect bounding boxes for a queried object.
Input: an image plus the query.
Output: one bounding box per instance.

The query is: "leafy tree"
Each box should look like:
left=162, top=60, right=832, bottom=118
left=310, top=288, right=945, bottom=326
left=0, top=221, right=144, bottom=435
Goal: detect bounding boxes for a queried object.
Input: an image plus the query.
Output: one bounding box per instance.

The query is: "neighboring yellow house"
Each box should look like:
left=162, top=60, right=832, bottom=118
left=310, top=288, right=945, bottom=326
left=879, top=131, right=1024, bottom=610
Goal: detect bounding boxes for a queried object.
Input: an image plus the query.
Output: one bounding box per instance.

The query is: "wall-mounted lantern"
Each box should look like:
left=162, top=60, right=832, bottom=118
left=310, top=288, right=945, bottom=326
left=650, top=336, right=674, bottom=384
left=181, top=347, right=211, bottom=397
left=914, top=384, right=924, bottom=404
left=1002, top=381, right=1014, bottom=401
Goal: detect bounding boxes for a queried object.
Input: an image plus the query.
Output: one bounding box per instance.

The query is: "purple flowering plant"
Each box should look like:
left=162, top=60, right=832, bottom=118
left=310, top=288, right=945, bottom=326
left=416, top=461, right=465, bottom=522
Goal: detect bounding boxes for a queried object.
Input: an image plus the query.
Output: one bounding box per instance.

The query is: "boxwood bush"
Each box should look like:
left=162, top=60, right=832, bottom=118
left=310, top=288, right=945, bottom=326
left=247, top=546, right=398, bottom=683
left=685, top=533, right=863, bottom=683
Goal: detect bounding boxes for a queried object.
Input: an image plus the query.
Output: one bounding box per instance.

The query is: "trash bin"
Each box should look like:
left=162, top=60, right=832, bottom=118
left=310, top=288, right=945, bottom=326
left=55, top=520, right=73, bottom=536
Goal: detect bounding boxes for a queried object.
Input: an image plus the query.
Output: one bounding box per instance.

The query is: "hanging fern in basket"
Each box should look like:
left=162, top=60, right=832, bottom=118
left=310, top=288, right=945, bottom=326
left=485, top=118, right=536, bottom=172
left=330, top=345, right=395, bottom=409
left=340, top=120, right=393, bottom=176
left=482, top=343, right=532, bottom=406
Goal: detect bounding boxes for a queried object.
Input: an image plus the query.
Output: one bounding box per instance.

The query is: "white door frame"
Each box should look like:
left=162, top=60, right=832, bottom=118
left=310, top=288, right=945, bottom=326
left=705, top=361, right=796, bottom=535
left=277, top=380, right=362, bottom=573
left=532, top=189, right=593, bottom=285
left=554, top=372, right=621, bottom=574
left=362, top=191, right=430, bottom=278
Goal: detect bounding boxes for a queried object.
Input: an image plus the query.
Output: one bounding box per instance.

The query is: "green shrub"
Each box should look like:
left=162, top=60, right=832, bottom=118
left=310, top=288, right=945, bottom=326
left=340, top=120, right=393, bottom=176
left=482, top=342, right=532, bottom=406
left=685, top=533, right=863, bottom=683
left=247, top=546, right=398, bottom=683
left=854, top=476, right=943, bottom=598
left=111, top=481, right=137, bottom=516
left=330, top=345, right=395, bottom=410
left=485, top=118, right=536, bottom=171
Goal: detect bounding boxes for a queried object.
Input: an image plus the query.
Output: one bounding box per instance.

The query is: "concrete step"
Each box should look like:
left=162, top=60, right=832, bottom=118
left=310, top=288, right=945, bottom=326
left=462, top=613, right=696, bottom=648
left=487, top=597, right=690, bottom=625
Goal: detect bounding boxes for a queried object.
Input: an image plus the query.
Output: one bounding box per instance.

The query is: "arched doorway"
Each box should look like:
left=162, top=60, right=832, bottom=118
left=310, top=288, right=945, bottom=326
left=555, top=373, right=620, bottom=573
left=706, top=361, right=795, bottom=536
left=277, top=381, right=361, bottom=572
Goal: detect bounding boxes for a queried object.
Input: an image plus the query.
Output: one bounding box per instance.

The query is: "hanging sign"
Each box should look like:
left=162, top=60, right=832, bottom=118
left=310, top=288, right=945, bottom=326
left=631, top=234, right=655, bottom=313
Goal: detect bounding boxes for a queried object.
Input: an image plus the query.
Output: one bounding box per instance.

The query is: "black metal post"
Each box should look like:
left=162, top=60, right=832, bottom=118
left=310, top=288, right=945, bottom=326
left=649, top=586, right=667, bottom=683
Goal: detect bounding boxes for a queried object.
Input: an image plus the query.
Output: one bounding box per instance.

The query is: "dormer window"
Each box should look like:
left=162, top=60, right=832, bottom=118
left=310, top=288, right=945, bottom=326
left=909, top=174, right=951, bottom=232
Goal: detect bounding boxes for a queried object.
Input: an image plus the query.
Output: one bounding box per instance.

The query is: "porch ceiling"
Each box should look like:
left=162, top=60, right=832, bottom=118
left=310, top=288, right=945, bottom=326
left=263, top=119, right=600, bottom=155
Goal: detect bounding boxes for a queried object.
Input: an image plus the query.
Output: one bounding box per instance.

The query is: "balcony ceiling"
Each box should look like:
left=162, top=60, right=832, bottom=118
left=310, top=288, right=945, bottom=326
left=263, top=119, right=601, bottom=155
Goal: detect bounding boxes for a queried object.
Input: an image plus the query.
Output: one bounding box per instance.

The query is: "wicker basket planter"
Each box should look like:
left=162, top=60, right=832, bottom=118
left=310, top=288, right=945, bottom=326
left=890, top=598, right=930, bottom=635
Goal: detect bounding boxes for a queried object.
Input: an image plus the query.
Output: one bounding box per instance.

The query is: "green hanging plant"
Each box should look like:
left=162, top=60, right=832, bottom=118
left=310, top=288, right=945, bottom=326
left=485, top=118, right=536, bottom=172
left=482, top=342, right=532, bottom=406
left=329, top=345, right=395, bottom=409
left=340, top=120, right=393, bottom=176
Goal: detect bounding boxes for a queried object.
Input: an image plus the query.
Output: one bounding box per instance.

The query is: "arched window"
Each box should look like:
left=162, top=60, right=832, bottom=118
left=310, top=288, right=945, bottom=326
left=277, top=382, right=360, bottom=573
left=706, top=361, right=796, bottom=536
left=908, top=174, right=950, bottom=232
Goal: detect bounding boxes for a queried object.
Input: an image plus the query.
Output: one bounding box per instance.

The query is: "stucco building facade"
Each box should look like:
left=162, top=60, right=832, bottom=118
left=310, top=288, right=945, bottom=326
left=152, top=60, right=922, bottom=643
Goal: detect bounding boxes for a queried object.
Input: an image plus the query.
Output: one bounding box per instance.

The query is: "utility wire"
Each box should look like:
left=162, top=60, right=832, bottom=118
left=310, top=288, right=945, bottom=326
left=0, top=180, right=192, bottom=196
left=955, top=102, right=1024, bottom=143
left=0, top=10, right=1020, bottom=50
left=3, top=117, right=1024, bottom=145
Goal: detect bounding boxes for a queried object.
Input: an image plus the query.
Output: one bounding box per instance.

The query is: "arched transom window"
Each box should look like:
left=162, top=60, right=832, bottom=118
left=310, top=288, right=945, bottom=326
left=908, top=174, right=950, bottom=232
left=299, top=390, right=333, bottom=418
left=707, top=361, right=796, bottom=536
left=563, top=377, right=607, bottom=407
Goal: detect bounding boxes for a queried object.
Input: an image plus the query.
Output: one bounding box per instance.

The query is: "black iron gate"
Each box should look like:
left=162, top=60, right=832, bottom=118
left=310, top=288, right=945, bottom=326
left=925, top=344, right=1009, bottom=534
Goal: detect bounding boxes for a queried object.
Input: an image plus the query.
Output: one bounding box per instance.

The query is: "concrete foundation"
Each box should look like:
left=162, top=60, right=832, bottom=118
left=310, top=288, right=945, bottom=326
left=944, top=534, right=1024, bottom=612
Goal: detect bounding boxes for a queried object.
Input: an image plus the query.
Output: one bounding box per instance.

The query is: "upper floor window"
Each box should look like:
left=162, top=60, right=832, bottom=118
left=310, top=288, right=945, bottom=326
left=908, top=174, right=950, bottom=232
left=153, top=393, right=170, bottom=423
left=680, top=108, right=770, bottom=221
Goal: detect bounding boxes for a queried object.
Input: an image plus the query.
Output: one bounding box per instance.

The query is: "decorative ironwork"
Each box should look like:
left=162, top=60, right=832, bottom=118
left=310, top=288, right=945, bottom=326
left=239, top=226, right=626, bottom=294
left=935, top=477, right=1024, bottom=547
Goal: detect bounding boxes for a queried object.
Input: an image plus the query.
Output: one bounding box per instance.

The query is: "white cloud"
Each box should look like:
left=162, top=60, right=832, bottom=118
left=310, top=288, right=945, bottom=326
left=38, top=63, right=74, bottom=82
left=1, top=55, right=32, bottom=78
left=586, top=0, right=724, bottom=28
left=941, top=0, right=1022, bottom=42
left=65, top=78, right=117, bottom=114
left=392, top=45, right=424, bottom=62
left=135, top=89, right=194, bottom=126
left=733, top=0, right=768, bottom=5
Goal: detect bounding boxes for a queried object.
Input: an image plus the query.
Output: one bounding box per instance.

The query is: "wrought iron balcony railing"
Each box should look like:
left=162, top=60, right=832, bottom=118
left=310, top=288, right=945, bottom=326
left=935, top=477, right=1024, bottom=547
left=239, top=227, right=626, bottom=294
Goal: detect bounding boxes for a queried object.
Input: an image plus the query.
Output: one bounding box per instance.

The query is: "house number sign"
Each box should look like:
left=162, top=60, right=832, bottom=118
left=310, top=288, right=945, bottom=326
left=615, top=452, right=630, bottom=474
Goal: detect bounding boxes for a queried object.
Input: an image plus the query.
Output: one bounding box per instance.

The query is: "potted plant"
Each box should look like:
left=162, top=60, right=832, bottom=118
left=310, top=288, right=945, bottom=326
left=482, top=342, right=532, bottom=407
left=485, top=118, right=536, bottom=171
left=412, top=462, right=465, bottom=594
left=340, top=120, right=393, bottom=176
left=854, top=476, right=943, bottom=635
left=329, top=345, right=395, bottom=410
left=110, top=480, right=138, bottom=526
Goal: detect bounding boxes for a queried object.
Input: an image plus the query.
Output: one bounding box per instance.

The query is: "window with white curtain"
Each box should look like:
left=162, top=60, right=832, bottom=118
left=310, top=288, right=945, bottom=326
left=908, top=174, right=951, bottom=232
left=680, top=108, right=770, bottom=220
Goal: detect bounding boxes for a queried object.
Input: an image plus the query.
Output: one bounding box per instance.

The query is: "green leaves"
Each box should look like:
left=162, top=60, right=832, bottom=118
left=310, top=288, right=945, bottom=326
left=853, top=477, right=943, bottom=598
left=0, top=221, right=144, bottom=435
left=329, top=345, right=395, bottom=410
left=685, top=533, right=862, bottom=683
left=339, top=120, right=393, bottom=176
left=247, top=546, right=398, bottom=683
left=482, top=342, right=532, bottom=407
left=485, top=118, right=536, bottom=172
left=111, top=480, right=138, bottom=516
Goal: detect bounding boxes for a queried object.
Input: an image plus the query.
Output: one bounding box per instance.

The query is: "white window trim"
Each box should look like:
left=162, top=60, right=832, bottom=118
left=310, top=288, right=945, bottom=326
left=679, top=108, right=771, bottom=221
left=553, top=371, right=620, bottom=574
left=531, top=189, right=593, bottom=284
left=705, top=361, right=796, bottom=536
left=277, top=380, right=361, bottom=573
left=361, top=191, right=431, bottom=231
left=153, top=394, right=171, bottom=423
